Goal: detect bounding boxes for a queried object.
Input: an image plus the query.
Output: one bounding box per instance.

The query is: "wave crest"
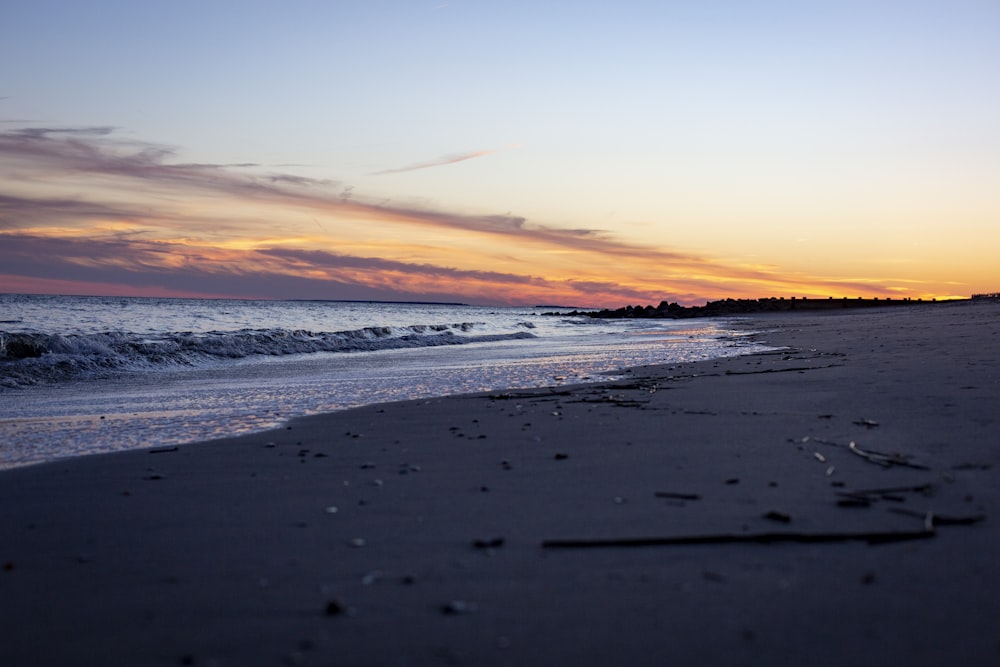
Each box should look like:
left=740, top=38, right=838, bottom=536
left=0, top=323, right=536, bottom=387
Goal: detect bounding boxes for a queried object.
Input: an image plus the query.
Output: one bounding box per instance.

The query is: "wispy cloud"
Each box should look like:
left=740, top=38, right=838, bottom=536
left=0, top=232, right=653, bottom=304
left=0, top=127, right=699, bottom=264
left=369, top=148, right=499, bottom=176
left=0, top=125, right=920, bottom=304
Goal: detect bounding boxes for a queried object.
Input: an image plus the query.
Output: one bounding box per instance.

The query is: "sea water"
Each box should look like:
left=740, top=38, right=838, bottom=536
left=0, top=294, right=770, bottom=468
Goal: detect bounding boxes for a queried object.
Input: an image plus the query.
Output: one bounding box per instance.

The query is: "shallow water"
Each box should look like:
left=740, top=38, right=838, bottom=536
left=0, top=295, right=770, bottom=467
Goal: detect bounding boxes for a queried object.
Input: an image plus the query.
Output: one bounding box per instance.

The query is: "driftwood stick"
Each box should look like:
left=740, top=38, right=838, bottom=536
left=843, top=483, right=935, bottom=496
left=654, top=492, right=702, bottom=501
left=888, top=508, right=987, bottom=526
left=542, top=528, right=935, bottom=549
left=848, top=441, right=929, bottom=470
left=837, top=484, right=936, bottom=502
left=724, top=364, right=841, bottom=376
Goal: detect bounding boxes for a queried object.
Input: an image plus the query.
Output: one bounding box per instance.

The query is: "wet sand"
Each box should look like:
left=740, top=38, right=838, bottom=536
left=1, top=301, right=998, bottom=666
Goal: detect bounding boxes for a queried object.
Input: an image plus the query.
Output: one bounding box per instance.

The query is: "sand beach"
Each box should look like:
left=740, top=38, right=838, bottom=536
left=1, top=301, right=998, bottom=666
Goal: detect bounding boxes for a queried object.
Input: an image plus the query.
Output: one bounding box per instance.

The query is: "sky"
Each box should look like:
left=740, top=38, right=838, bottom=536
left=1, top=1, right=998, bottom=307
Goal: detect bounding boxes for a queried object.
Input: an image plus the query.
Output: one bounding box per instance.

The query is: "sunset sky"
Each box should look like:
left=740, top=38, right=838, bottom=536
left=2, top=1, right=998, bottom=306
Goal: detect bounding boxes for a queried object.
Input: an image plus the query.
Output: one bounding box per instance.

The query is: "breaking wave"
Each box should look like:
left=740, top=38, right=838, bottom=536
left=0, top=323, right=536, bottom=387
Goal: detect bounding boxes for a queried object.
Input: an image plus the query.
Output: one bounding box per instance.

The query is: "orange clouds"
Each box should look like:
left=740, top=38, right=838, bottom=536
left=0, top=126, right=972, bottom=306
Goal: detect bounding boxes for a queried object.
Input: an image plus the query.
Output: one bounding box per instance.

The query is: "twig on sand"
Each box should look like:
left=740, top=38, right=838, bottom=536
left=888, top=508, right=987, bottom=526
left=724, top=364, right=842, bottom=376
left=848, top=441, right=929, bottom=470
left=542, top=528, right=935, bottom=549
left=654, top=492, right=701, bottom=501
left=485, top=390, right=572, bottom=400
left=569, top=395, right=650, bottom=408
left=837, top=483, right=936, bottom=505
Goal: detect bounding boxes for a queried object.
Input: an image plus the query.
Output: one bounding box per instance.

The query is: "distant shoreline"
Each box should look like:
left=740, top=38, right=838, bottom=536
left=556, top=295, right=981, bottom=319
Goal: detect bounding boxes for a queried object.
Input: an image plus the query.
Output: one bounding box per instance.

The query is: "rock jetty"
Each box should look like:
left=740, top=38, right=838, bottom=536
left=557, top=296, right=961, bottom=319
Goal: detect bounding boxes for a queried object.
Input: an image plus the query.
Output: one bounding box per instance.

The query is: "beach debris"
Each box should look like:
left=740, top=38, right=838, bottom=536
left=324, top=506, right=338, bottom=514
left=813, top=452, right=826, bottom=462
left=569, top=393, right=650, bottom=408
left=861, top=573, right=877, bottom=585
left=853, top=418, right=880, bottom=428
left=142, top=474, right=164, bottom=481
left=837, top=497, right=871, bottom=508
left=847, top=441, right=929, bottom=470
left=541, top=527, right=936, bottom=549
left=348, top=538, right=366, bottom=548
left=654, top=491, right=701, bottom=501
left=441, top=600, right=477, bottom=615
left=725, top=478, right=740, bottom=485
left=149, top=446, right=179, bottom=454
left=724, top=364, right=842, bottom=375
left=324, top=599, right=346, bottom=616
left=763, top=511, right=792, bottom=523
left=3, top=561, right=14, bottom=572
left=554, top=452, right=569, bottom=460
left=952, top=462, right=992, bottom=471
left=472, top=537, right=505, bottom=550
left=888, top=508, right=986, bottom=526
left=836, top=483, right=936, bottom=507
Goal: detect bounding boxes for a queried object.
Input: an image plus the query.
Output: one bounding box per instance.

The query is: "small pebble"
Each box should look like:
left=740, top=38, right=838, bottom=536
left=472, top=537, right=505, bottom=549
left=441, top=600, right=477, bottom=615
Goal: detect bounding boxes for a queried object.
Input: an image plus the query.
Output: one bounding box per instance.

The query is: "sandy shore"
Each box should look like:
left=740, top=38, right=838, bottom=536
left=1, top=301, right=998, bottom=666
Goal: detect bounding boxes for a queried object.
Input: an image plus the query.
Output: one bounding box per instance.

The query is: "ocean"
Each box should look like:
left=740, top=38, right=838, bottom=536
left=0, top=294, right=770, bottom=468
